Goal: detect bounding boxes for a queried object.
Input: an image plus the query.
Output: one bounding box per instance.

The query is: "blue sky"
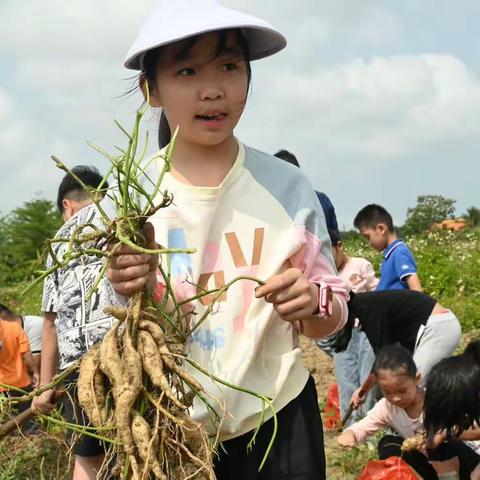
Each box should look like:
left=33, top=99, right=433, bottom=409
left=0, top=0, right=479, bottom=230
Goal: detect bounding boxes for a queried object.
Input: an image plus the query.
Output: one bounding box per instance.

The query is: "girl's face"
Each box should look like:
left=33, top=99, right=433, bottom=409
left=148, top=31, right=249, bottom=148
left=377, top=369, right=420, bottom=409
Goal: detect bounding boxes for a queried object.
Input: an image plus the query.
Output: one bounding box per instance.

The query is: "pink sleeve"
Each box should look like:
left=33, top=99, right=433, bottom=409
left=363, top=261, right=379, bottom=292
left=289, top=225, right=349, bottom=335
left=347, top=399, right=392, bottom=443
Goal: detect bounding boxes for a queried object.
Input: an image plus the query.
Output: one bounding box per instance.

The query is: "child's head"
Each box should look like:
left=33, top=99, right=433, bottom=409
left=57, top=165, right=107, bottom=221
left=328, top=229, right=347, bottom=270
left=373, top=344, right=420, bottom=409
left=0, top=303, right=16, bottom=321
left=274, top=150, right=300, bottom=168
left=124, top=0, right=286, bottom=149
left=353, top=204, right=395, bottom=252
left=424, top=340, right=480, bottom=442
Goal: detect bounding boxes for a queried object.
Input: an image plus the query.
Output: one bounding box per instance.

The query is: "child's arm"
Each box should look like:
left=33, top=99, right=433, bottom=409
left=337, top=429, right=358, bottom=447
left=255, top=269, right=346, bottom=338
left=21, top=350, right=40, bottom=387
left=393, top=247, right=422, bottom=291
left=337, top=398, right=391, bottom=445
left=256, top=185, right=349, bottom=338
left=363, top=261, right=379, bottom=292
left=32, top=313, right=59, bottom=414
left=405, top=274, right=423, bottom=292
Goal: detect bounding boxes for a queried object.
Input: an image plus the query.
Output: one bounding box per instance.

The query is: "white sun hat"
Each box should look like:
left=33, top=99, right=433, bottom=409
left=124, top=0, right=287, bottom=70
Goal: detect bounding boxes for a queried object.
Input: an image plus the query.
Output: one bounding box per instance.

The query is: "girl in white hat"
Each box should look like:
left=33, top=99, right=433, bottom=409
left=107, top=1, right=350, bottom=478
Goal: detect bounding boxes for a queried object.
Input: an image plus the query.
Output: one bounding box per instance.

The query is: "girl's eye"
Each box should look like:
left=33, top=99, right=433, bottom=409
left=222, top=63, right=238, bottom=72
left=178, top=67, right=195, bottom=76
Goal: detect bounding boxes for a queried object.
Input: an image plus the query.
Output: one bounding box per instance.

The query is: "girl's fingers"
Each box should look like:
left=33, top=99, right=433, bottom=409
left=265, top=285, right=298, bottom=304
left=110, top=253, right=152, bottom=269
left=143, top=222, right=156, bottom=248
left=273, top=296, right=310, bottom=317
left=108, top=263, right=151, bottom=284
left=111, top=277, right=148, bottom=297
left=255, top=269, right=298, bottom=298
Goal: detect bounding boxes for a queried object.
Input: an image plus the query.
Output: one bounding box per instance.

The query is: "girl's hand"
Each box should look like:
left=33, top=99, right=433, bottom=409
left=337, top=430, right=357, bottom=448
left=254, top=268, right=319, bottom=323
left=107, top=223, right=158, bottom=297
left=351, top=387, right=366, bottom=408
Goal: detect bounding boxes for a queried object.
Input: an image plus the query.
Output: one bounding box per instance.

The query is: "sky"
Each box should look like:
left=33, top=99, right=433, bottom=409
left=0, top=0, right=479, bottom=230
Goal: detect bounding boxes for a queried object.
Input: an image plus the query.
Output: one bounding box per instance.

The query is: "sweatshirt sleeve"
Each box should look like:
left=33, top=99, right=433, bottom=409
left=363, top=260, right=379, bottom=292
left=288, top=191, right=349, bottom=335
left=347, top=398, right=392, bottom=444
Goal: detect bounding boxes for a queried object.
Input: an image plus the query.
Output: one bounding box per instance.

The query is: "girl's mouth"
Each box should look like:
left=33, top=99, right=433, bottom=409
left=195, top=113, right=227, bottom=121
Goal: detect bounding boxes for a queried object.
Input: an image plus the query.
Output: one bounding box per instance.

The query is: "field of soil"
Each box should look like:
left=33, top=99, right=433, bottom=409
left=300, top=336, right=372, bottom=479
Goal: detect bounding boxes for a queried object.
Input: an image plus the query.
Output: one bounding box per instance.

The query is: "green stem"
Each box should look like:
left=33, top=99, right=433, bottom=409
left=183, top=356, right=277, bottom=472
left=37, top=413, right=120, bottom=444
left=188, top=276, right=265, bottom=336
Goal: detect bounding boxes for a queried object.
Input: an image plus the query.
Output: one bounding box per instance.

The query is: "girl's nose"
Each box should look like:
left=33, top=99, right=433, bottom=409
left=200, top=87, right=225, bottom=101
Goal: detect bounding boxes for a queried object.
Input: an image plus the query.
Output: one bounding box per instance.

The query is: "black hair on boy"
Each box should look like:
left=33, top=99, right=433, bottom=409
left=56, top=165, right=107, bottom=214
left=274, top=149, right=300, bottom=168
left=353, top=204, right=394, bottom=232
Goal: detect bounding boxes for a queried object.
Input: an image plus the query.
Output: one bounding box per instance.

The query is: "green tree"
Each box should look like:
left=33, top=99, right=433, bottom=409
left=403, top=195, right=456, bottom=236
left=0, top=198, right=61, bottom=285
left=465, top=206, right=480, bottom=226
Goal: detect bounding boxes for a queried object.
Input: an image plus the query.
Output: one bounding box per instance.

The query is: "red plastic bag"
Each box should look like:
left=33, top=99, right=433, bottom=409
left=323, top=383, right=340, bottom=430
left=358, top=456, right=417, bottom=480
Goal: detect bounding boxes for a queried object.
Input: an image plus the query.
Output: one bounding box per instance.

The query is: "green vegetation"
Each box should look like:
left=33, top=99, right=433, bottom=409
left=402, top=195, right=456, bottom=236
left=0, top=198, right=61, bottom=288
left=0, top=197, right=478, bottom=479
left=344, top=227, right=480, bottom=332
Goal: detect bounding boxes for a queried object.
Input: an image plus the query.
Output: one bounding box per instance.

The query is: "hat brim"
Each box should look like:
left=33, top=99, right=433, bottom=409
left=124, top=3, right=286, bottom=70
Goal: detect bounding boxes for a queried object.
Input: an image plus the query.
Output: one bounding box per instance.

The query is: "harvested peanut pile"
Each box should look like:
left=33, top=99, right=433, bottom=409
left=401, top=433, right=426, bottom=452
left=77, top=292, right=215, bottom=480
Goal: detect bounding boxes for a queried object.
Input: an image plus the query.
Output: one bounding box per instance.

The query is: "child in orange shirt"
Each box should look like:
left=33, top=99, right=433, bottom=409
left=0, top=319, right=39, bottom=412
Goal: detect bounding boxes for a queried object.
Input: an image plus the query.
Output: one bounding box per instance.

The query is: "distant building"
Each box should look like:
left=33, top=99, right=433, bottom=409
left=431, top=218, right=469, bottom=231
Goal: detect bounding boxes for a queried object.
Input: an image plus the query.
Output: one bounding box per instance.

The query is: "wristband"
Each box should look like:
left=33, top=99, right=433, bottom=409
left=317, top=282, right=333, bottom=317
left=294, top=283, right=333, bottom=333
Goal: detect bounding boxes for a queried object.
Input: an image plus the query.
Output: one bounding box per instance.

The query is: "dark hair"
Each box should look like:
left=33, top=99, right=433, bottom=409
left=373, top=344, right=417, bottom=378
left=353, top=204, right=394, bottom=232
left=142, top=29, right=252, bottom=149
left=274, top=149, right=300, bottom=167
left=423, top=340, right=480, bottom=443
left=57, top=165, right=108, bottom=214
left=0, top=303, right=15, bottom=319
left=328, top=228, right=341, bottom=246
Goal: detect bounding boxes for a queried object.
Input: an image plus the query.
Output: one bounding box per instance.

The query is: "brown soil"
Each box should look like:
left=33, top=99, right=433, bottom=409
left=299, top=336, right=360, bottom=479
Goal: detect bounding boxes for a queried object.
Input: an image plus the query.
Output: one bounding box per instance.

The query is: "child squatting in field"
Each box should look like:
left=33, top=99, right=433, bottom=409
left=338, top=345, right=477, bottom=479
left=104, top=1, right=349, bottom=479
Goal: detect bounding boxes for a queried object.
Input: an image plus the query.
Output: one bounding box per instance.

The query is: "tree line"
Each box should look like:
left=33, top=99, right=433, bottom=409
left=0, top=195, right=478, bottom=287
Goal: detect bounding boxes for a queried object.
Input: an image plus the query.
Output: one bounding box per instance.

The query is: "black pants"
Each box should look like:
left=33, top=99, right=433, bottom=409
left=62, top=373, right=107, bottom=457
left=378, top=435, right=480, bottom=480
left=214, top=376, right=326, bottom=480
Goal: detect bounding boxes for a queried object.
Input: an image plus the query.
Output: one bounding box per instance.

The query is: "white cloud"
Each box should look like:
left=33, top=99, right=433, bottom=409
left=247, top=54, right=480, bottom=158
left=0, top=0, right=478, bottom=227
left=0, top=88, right=11, bottom=120
left=0, top=0, right=157, bottom=62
